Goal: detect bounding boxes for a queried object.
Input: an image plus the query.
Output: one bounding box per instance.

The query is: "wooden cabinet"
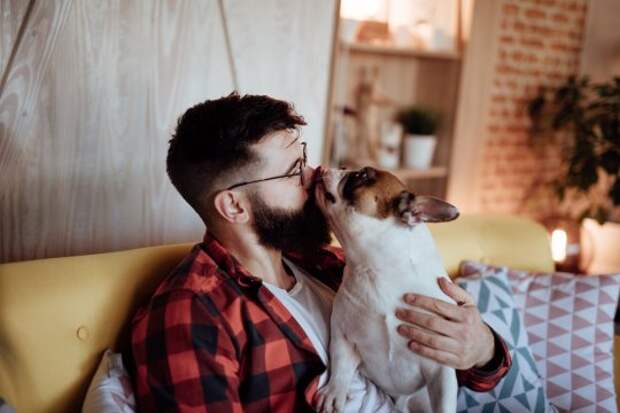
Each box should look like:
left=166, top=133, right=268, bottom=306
left=324, top=39, right=463, bottom=198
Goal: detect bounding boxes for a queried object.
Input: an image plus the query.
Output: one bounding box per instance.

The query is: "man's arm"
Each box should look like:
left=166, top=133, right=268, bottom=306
left=455, top=326, right=512, bottom=391
left=394, top=277, right=512, bottom=391
left=132, top=290, right=242, bottom=412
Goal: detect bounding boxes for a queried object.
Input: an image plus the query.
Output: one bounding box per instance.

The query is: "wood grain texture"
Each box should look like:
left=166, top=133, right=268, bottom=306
left=0, top=0, right=336, bottom=262
left=0, top=0, right=31, bottom=77
left=222, top=0, right=337, bottom=165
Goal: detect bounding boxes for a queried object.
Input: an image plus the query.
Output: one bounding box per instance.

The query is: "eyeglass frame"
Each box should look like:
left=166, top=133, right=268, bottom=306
left=224, top=142, right=307, bottom=191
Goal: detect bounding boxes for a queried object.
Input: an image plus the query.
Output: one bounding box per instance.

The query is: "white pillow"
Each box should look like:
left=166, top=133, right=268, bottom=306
left=0, top=398, right=17, bottom=413
left=82, top=349, right=136, bottom=413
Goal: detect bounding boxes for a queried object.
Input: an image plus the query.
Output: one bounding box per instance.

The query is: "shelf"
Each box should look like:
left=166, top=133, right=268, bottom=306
left=391, top=166, right=448, bottom=180
left=340, top=42, right=461, bottom=60
left=336, top=161, right=448, bottom=180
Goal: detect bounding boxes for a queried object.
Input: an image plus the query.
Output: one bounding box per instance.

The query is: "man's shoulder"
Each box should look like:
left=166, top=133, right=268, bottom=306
left=170, top=242, right=249, bottom=290
left=132, top=243, right=242, bottom=324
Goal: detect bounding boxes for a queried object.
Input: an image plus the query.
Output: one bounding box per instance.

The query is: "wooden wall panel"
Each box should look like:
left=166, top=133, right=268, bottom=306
left=223, top=0, right=337, bottom=165
left=0, top=0, right=337, bottom=262
left=0, top=0, right=31, bottom=77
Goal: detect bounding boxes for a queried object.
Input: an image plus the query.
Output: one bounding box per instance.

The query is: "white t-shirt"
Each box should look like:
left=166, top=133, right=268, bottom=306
left=263, top=258, right=398, bottom=413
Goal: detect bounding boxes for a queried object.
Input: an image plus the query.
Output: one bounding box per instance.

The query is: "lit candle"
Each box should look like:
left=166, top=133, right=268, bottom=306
left=551, top=229, right=567, bottom=262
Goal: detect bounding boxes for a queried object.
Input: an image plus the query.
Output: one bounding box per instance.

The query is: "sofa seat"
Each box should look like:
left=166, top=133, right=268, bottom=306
left=1, top=214, right=616, bottom=412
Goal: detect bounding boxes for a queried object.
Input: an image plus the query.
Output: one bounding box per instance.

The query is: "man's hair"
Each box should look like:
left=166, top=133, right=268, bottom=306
left=167, top=92, right=306, bottom=217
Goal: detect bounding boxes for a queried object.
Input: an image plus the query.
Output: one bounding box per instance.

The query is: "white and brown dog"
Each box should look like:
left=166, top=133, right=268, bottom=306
left=314, top=166, right=460, bottom=413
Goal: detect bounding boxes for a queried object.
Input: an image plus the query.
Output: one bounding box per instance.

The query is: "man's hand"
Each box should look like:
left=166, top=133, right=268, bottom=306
left=395, top=277, right=495, bottom=370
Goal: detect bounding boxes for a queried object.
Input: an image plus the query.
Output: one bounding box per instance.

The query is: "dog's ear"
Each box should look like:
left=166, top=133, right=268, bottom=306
left=393, top=191, right=459, bottom=226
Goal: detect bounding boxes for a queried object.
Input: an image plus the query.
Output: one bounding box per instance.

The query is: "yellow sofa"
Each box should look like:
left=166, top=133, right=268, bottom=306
left=0, top=214, right=617, bottom=412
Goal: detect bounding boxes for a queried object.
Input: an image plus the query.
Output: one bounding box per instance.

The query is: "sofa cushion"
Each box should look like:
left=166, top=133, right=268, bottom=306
left=455, top=268, right=551, bottom=412
left=460, top=261, right=620, bottom=412
left=0, top=243, right=193, bottom=413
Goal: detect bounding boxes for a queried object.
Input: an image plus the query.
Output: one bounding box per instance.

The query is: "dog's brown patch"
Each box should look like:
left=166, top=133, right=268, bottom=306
left=348, top=168, right=407, bottom=219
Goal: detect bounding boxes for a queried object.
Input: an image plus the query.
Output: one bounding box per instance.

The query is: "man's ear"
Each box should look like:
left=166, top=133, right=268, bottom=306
left=393, top=191, right=459, bottom=226
left=213, top=191, right=250, bottom=224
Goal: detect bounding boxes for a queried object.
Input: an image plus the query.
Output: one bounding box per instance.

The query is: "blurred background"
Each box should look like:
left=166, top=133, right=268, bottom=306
left=1, top=0, right=618, bottom=274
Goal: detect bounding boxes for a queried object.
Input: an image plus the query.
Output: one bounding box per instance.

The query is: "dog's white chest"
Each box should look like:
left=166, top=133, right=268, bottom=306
left=331, top=224, right=458, bottom=405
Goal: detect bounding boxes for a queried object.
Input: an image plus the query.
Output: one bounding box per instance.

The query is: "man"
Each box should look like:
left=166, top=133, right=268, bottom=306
left=130, top=92, right=511, bottom=412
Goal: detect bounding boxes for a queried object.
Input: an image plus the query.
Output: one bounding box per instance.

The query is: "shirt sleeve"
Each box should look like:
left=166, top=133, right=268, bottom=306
left=455, top=325, right=512, bottom=392
left=132, top=289, right=242, bottom=412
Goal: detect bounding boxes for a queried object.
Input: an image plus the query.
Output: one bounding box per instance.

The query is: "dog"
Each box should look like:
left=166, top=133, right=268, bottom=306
left=313, top=166, right=460, bottom=413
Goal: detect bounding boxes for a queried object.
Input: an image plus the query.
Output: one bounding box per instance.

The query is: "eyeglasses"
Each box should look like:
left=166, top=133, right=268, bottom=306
left=225, top=142, right=307, bottom=190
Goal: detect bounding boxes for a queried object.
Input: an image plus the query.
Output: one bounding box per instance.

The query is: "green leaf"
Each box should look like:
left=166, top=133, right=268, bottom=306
left=526, top=75, right=620, bottom=215
left=601, top=150, right=620, bottom=174
left=610, top=178, right=620, bottom=206
left=528, top=94, right=546, bottom=118
left=581, top=159, right=599, bottom=190
left=577, top=207, right=592, bottom=222
left=554, top=183, right=566, bottom=201
left=395, top=105, right=441, bottom=135
left=553, top=104, right=576, bottom=129
left=568, top=156, right=598, bottom=191
left=596, top=84, right=612, bottom=97
left=594, top=206, right=609, bottom=225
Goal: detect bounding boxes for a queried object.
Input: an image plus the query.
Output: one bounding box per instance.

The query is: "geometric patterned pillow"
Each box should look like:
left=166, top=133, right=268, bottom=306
left=82, top=349, right=136, bottom=413
left=456, top=268, right=552, bottom=412
left=460, top=261, right=620, bottom=413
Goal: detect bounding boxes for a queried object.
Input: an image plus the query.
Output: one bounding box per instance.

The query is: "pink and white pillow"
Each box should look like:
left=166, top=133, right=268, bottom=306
left=460, top=261, right=620, bottom=413
left=82, top=349, right=136, bottom=413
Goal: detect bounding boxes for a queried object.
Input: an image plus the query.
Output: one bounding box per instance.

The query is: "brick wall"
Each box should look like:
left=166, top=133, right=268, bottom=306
left=479, top=0, right=588, bottom=216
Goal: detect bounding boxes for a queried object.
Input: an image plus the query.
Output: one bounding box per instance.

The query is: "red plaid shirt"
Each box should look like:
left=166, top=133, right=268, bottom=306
left=130, top=232, right=511, bottom=412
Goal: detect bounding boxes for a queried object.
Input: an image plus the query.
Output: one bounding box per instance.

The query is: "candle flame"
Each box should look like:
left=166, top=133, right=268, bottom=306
left=551, top=229, right=567, bottom=262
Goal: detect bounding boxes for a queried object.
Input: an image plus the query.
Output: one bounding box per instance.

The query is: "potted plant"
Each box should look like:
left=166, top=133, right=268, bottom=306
left=528, top=75, right=620, bottom=273
left=396, top=105, right=441, bottom=169
left=528, top=76, right=620, bottom=222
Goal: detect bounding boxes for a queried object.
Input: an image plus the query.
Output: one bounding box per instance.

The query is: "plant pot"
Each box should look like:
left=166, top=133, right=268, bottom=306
left=580, top=218, right=620, bottom=274
left=402, top=134, right=436, bottom=169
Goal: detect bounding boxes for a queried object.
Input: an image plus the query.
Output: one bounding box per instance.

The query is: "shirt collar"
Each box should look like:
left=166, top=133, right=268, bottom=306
left=200, top=231, right=345, bottom=290
left=201, top=231, right=262, bottom=289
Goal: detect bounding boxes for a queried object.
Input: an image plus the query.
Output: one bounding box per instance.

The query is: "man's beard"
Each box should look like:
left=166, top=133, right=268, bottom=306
left=249, top=187, right=332, bottom=253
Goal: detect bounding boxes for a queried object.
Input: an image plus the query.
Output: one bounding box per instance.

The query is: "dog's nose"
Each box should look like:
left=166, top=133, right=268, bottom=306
left=314, top=166, right=324, bottom=182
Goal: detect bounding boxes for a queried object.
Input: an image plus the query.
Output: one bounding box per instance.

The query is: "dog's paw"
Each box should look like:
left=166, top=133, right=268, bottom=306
left=315, top=383, right=350, bottom=413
